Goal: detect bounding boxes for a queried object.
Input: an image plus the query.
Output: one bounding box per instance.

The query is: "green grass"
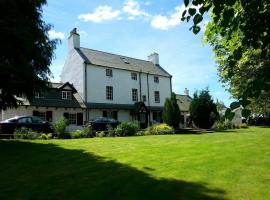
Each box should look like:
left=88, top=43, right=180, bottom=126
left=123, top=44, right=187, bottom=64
left=0, top=127, right=269, bottom=200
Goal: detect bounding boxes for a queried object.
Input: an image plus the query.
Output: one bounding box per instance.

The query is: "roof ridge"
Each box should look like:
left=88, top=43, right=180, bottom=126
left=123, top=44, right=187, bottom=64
left=80, top=47, right=153, bottom=63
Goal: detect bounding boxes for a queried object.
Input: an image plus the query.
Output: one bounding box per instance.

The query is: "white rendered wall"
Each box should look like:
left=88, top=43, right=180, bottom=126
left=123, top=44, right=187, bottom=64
left=1, top=107, right=85, bottom=123
left=86, top=64, right=171, bottom=106
left=61, top=49, right=85, bottom=100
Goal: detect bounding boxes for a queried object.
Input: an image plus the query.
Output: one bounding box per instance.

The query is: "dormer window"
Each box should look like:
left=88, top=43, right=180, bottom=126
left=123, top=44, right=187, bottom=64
left=154, top=76, right=159, bottom=83
left=106, top=69, right=113, bottom=77
left=120, top=57, right=130, bottom=64
left=62, top=91, right=72, bottom=99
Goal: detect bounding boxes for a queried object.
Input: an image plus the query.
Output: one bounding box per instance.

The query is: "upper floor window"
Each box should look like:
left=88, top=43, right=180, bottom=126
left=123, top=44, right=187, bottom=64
left=106, top=69, right=113, bottom=77
left=62, top=91, right=72, bottom=99
left=154, top=91, right=160, bottom=103
left=142, top=95, right=146, bottom=102
left=132, top=89, right=138, bottom=102
left=131, top=72, right=137, bottom=80
left=154, top=76, right=159, bottom=83
left=35, top=91, right=44, bottom=98
left=106, top=86, right=113, bottom=100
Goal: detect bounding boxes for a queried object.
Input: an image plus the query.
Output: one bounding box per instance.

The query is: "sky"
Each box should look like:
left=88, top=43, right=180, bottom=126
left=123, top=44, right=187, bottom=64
left=43, top=0, right=233, bottom=106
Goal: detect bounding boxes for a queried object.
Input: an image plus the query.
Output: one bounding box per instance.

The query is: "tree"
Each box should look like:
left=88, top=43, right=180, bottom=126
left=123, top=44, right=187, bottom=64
left=163, top=93, right=181, bottom=128
left=171, top=93, right=181, bottom=128
left=0, top=0, right=58, bottom=110
left=181, top=0, right=270, bottom=107
left=189, top=89, right=219, bottom=129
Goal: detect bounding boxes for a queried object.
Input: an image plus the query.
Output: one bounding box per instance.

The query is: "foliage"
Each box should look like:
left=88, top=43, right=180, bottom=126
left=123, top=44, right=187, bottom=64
left=181, top=0, right=270, bottom=113
left=145, top=123, right=174, bottom=135
left=82, top=125, right=94, bottom=138
left=0, top=0, right=58, bottom=109
left=247, top=92, right=270, bottom=117
left=163, top=92, right=181, bottom=128
left=239, top=123, right=248, bottom=129
left=106, top=124, right=115, bottom=137
left=53, top=117, right=69, bottom=139
left=212, top=119, right=235, bottom=130
left=190, top=89, right=219, bottom=129
left=14, top=128, right=40, bottom=139
left=95, top=131, right=106, bottom=137
left=114, top=121, right=139, bottom=137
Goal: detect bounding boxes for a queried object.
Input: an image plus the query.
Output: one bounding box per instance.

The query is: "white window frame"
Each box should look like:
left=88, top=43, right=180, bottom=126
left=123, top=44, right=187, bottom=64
left=154, top=76, right=159, bottom=83
left=68, top=113, right=77, bottom=125
left=62, top=91, right=72, bottom=100
left=131, top=72, right=137, bottom=80
left=106, top=86, right=113, bottom=100
left=106, top=69, right=113, bottom=77
left=132, top=89, right=138, bottom=102
left=154, top=91, right=160, bottom=103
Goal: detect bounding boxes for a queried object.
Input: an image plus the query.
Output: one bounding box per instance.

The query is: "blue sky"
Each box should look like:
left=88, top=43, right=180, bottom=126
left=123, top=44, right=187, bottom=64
left=43, top=0, right=233, bottom=106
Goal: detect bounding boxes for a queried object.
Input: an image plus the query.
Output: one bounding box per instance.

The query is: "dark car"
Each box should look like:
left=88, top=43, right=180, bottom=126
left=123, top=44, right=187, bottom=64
left=0, top=116, right=52, bottom=136
left=86, top=117, right=119, bottom=132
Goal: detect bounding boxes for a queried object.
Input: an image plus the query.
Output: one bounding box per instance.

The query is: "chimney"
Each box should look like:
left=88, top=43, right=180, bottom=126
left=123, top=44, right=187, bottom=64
left=184, top=88, right=189, bottom=96
left=68, top=28, right=80, bottom=52
left=148, top=52, right=159, bottom=65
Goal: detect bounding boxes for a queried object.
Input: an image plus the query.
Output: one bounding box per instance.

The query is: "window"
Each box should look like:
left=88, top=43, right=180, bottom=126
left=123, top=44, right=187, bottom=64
left=102, top=110, right=118, bottom=120
left=33, top=111, right=52, bottom=122
left=153, top=111, right=162, bottom=123
left=37, top=112, right=46, bottom=121
left=143, top=95, right=146, bottom=102
left=131, top=73, right=137, bottom=80
left=106, top=86, right=113, bottom=100
left=62, top=91, right=72, bottom=99
left=35, top=91, right=44, bottom=98
left=154, top=76, right=159, bottom=83
left=106, top=68, right=113, bottom=77
left=154, top=91, right=160, bottom=103
left=103, top=110, right=108, bottom=117
left=69, top=113, right=77, bottom=125
left=120, top=57, right=130, bottom=64
left=32, top=116, right=43, bottom=123
left=18, top=117, right=32, bottom=124
left=132, top=89, right=138, bottom=102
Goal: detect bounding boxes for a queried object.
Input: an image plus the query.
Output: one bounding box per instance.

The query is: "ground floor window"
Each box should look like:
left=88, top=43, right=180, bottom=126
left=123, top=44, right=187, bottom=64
left=63, top=112, right=83, bottom=125
left=33, top=110, right=52, bottom=122
left=152, top=111, right=162, bottom=123
left=102, top=110, right=118, bottom=120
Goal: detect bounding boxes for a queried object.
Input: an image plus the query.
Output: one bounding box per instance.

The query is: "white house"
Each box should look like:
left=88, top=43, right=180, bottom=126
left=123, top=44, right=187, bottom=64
left=61, top=28, right=172, bottom=128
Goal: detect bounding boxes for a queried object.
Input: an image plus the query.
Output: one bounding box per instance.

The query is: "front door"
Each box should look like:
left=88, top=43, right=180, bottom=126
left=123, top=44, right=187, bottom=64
left=139, top=112, right=147, bottom=129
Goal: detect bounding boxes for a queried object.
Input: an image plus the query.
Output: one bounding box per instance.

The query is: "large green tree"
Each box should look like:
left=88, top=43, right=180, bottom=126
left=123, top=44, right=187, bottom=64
left=181, top=0, right=270, bottom=107
left=0, top=0, right=58, bottom=109
left=189, top=89, right=219, bottom=129
left=163, top=93, right=181, bottom=128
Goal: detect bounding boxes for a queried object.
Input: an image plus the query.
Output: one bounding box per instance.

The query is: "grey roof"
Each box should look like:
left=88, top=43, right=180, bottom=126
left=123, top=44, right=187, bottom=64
left=176, top=94, right=192, bottom=112
left=76, top=47, right=171, bottom=77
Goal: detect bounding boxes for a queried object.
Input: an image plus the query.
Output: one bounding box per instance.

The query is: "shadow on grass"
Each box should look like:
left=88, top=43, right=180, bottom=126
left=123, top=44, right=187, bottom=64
left=0, top=140, right=227, bottom=200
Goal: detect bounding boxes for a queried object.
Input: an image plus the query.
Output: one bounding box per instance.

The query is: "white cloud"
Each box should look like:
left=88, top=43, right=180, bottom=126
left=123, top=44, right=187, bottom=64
left=123, top=0, right=150, bottom=20
left=48, top=30, right=65, bottom=40
left=78, top=6, right=121, bottom=23
left=151, top=5, right=185, bottom=30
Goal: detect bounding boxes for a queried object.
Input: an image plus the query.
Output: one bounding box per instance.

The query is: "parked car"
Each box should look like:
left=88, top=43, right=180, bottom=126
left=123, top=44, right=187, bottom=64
left=0, top=116, right=52, bottom=135
left=86, top=117, right=119, bottom=132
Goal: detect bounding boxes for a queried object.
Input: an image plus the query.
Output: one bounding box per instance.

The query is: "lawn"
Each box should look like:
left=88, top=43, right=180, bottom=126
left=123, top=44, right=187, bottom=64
left=0, top=127, right=269, bottom=200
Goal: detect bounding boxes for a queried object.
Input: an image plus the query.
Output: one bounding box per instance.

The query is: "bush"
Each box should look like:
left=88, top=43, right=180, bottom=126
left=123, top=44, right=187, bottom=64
left=106, top=124, right=116, bottom=137
left=239, top=123, right=248, bottom=128
left=14, top=128, right=40, bottom=139
left=53, top=117, right=69, bottom=138
left=145, top=123, right=174, bottom=135
left=212, top=119, right=236, bottom=130
left=70, top=129, right=91, bottom=139
left=96, top=131, right=106, bottom=137
left=82, top=125, right=93, bottom=137
left=114, top=121, right=139, bottom=136
left=39, top=133, right=53, bottom=140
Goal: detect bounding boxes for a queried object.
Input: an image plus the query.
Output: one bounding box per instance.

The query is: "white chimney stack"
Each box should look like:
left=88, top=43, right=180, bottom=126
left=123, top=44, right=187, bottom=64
left=68, top=28, right=80, bottom=52
left=184, top=88, right=189, bottom=96
left=148, top=52, right=159, bottom=65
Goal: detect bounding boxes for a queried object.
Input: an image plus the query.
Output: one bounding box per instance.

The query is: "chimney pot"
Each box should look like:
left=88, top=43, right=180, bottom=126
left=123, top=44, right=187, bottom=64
left=148, top=52, right=159, bottom=65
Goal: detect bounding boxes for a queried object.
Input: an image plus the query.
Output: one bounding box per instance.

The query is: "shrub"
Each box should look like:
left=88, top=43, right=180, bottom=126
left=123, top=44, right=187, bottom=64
left=114, top=121, right=139, bottom=136
left=39, top=133, right=53, bottom=140
left=239, top=123, right=248, bottom=128
left=14, top=128, right=40, bottom=139
left=53, top=117, right=69, bottom=138
left=145, top=123, right=174, bottom=135
left=212, top=119, right=236, bottom=130
left=106, top=124, right=116, bottom=137
left=82, top=125, right=93, bottom=137
left=96, top=131, right=106, bottom=137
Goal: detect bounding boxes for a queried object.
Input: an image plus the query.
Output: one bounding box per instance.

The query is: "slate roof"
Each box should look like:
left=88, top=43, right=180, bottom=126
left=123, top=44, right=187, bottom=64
left=176, top=94, right=192, bottom=112
left=17, top=82, right=86, bottom=108
left=76, top=47, right=171, bottom=77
